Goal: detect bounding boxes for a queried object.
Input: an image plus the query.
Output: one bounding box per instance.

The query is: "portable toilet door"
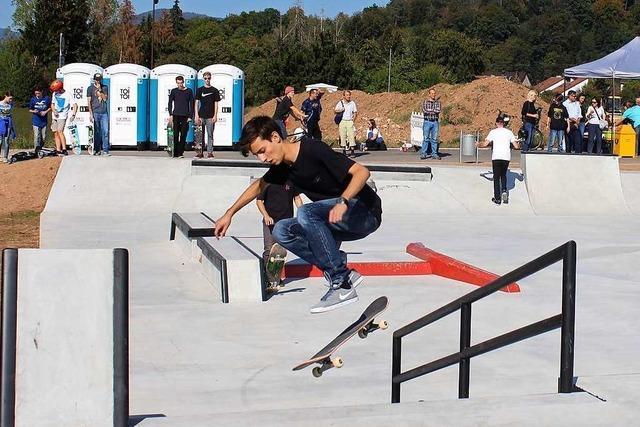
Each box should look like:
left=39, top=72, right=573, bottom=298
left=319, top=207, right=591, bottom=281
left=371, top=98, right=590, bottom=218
left=56, top=63, right=104, bottom=148
left=150, top=64, right=197, bottom=148
left=197, top=64, right=245, bottom=148
left=103, top=64, right=150, bottom=149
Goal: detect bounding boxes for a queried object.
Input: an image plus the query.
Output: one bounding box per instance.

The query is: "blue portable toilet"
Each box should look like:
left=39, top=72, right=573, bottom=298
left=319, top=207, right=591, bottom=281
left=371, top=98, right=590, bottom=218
left=196, top=64, right=245, bottom=148
left=150, top=64, right=197, bottom=149
left=56, top=63, right=104, bottom=148
left=103, top=64, right=150, bottom=149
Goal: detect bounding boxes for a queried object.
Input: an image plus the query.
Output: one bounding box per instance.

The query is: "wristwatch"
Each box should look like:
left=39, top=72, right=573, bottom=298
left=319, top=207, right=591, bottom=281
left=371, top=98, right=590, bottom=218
left=336, top=196, right=349, bottom=205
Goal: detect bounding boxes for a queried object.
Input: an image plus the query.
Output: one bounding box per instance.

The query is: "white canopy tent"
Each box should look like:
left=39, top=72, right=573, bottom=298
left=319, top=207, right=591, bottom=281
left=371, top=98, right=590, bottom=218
left=563, top=37, right=640, bottom=148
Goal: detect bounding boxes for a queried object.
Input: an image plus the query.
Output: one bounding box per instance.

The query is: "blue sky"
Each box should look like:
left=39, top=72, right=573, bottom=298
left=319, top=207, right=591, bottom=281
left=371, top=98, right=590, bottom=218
left=1, top=0, right=389, bottom=28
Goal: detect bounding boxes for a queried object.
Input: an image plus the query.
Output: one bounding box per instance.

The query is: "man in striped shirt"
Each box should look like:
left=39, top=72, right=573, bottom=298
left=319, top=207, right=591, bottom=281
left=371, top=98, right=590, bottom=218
left=420, top=88, right=441, bottom=160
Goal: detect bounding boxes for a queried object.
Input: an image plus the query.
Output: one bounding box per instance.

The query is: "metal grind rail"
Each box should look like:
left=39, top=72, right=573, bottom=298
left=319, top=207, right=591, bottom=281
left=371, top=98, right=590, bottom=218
left=391, top=241, right=578, bottom=403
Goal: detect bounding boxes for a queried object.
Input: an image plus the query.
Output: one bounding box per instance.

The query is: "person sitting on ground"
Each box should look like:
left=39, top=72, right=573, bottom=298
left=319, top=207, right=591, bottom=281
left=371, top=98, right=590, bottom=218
left=0, top=92, right=16, bottom=163
left=585, top=98, right=606, bottom=154
left=476, top=114, right=520, bottom=205
left=214, top=116, right=382, bottom=314
left=363, top=119, right=387, bottom=151
left=256, top=181, right=303, bottom=293
left=272, top=86, right=306, bottom=139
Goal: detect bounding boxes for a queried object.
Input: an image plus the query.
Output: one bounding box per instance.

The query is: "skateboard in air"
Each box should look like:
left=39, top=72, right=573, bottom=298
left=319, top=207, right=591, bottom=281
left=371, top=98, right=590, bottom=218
left=194, top=123, right=204, bottom=157
left=166, top=123, right=174, bottom=157
left=86, top=124, right=95, bottom=155
left=68, top=122, right=81, bottom=155
left=265, top=243, right=287, bottom=292
left=293, top=296, right=389, bottom=377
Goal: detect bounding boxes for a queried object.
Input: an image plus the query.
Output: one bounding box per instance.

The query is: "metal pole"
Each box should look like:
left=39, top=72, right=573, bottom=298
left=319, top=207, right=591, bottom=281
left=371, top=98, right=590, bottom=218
left=151, top=0, right=157, bottom=69
left=458, top=303, right=472, bottom=398
left=559, top=241, right=577, bottom=393
left=612, top=75, right=616, bottom=151
left=391, top=336, right=402, bottom=403
left=1, top=249, right=19, bottom=427
left=387, top=48, right=392, bottom=93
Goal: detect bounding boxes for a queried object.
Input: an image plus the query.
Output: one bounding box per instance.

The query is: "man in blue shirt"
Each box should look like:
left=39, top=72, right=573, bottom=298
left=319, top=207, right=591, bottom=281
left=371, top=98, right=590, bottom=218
left=301, top=88, right=323, bottom=140
left=28, top=88, right=50, bottom=150
left=619, top=96, right=640, bottom=154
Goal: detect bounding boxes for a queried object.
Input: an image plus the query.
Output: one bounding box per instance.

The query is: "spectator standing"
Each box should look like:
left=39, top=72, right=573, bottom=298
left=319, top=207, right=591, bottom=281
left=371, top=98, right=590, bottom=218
left=476, top=114, right=520, bottom=205
left=168, top=75, right=194, bottom=158
left=194, top=71, right=221, bottom=158
left=301, top=88, right=323, bottom=140
left=335, top=90, right=358, bottom=157
left=256, top=182, right=303, bottom=292
left=272, top=86, right=306, bottom=139
left=585, top=98, right=606, bottom=154
left=364, top=119, right=386, bottom=151
left=578, top=93, right=587, bottom=148
left=563, top=90, right=583, bottom=153
left=521, top=90, right=539, bottom=152
left=547, top=93, right=569, bottom=152
left=28, top=87, right=50, bottom=150
left=420, top=88, right=441, bottom=160
left=618, top=96, right=640, bottom=153
left=50, top=79, right=77, bottom=156
left=0, top=92, right=16, bottom=163
left=87, top=73, right=110, bottom=155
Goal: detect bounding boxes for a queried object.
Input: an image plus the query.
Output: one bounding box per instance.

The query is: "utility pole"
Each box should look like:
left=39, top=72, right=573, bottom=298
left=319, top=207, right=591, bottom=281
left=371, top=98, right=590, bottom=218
left=387, top=48, right=392, bottom=92
left=151, top=0, right=159, bottom=69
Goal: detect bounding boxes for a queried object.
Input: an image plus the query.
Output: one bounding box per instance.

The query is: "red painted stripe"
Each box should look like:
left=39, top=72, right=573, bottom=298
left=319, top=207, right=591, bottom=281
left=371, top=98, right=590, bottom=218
left=406, top=243, right=520, bottom=293
left=284, top=261, right=433, bottom=278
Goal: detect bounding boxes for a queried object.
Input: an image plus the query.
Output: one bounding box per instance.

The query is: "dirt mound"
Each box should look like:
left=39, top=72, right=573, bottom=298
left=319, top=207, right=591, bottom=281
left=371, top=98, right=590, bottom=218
left=245, top=76, right=549, bottom=146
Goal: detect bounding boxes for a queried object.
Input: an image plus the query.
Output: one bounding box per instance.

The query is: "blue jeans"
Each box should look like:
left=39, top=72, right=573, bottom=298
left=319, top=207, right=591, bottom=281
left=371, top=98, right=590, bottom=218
left=93, top=113, right=109, bottom=153
left=420, top=120, right=439, bottom=157
left=272, top=198, right=380, bottom=286
left=587, top=123, right=603, bottom=154
left=522, top=122, right=535, bottom=151
left=274, top=120, right=287, bottom=139
left=547, top=129, right=564, bottom=152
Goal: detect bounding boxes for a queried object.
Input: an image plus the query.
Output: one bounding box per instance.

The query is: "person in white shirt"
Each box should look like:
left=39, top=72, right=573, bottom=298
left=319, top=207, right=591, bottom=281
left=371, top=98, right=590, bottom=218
left=562, top=90, right=583, bottom=153
left=585, top=98, right=606, bottom=154
left=476, top=114, right=520, bottom=205
left=334, top=90, right=358, bottom=157
left=49, top=79, right=78, bottom=156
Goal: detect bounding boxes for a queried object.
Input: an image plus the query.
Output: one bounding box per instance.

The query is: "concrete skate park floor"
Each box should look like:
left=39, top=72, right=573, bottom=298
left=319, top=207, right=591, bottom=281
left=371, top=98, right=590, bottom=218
left=37, top=155, right=640, bottom=425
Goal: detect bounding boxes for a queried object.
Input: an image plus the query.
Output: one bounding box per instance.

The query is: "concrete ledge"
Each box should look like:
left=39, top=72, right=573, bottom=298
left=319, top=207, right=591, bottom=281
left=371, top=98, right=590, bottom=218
left=197, top=237, right=265, bottom=303
left=170, top=212, right=216, bottom=259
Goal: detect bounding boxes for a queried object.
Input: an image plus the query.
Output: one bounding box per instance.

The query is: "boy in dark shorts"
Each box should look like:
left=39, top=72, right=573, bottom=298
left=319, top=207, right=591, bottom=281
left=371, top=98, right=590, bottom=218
left=256, top=181, right=303, bottom=292
left=215, top=116, right=382, bottom=313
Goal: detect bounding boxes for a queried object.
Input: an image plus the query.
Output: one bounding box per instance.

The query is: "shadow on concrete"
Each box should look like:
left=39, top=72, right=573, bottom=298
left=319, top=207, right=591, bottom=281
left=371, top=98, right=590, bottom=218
left=479, top=170, right=524, bottom=191
left=129, top=414, right=166, bottom=426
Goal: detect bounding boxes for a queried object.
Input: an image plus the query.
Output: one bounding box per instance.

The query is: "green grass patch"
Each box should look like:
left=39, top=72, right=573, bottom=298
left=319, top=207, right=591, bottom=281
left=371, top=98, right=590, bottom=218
left=9, top=107, right=56, bottom=149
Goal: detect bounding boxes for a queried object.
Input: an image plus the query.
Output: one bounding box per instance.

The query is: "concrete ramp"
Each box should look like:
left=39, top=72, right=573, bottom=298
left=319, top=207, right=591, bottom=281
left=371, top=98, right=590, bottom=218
left=522, top=153, right=630, bottom=216
left=1, top=248, right=128, bottom=427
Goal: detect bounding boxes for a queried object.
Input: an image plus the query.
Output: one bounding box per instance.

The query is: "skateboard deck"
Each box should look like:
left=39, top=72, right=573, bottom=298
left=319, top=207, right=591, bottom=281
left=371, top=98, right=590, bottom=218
left=87, top=124, right=94, bottom=155
left=68, top=123, right=81, bottom=155
left=194, top=124, right=204, bottom=156
left=166, top=124, right=174, bottom=157
left=266, top=243, right=287, bottom=289
left=293, top=296, right=389, bottom=377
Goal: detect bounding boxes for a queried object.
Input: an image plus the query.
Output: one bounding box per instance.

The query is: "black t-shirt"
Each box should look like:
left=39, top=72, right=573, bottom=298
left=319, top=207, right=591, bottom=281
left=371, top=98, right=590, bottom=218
left=195, top=86, right=221, bottom=118
left=262, top=138, right=382, bottom=222
left=273, top=96, right=293, bottom=121
left=168, top=88, right=194, bottom=117
left=547, top=103, right=569, bottom=131
left=579, top=102, right=588, bottom=123
left=257, top=182, right=299, bottom=223
left=521, top=101, right=537, bottom=124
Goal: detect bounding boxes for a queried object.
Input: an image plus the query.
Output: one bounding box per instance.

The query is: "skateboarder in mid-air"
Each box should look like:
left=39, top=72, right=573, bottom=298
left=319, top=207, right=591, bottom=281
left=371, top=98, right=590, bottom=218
left=214, top=115, right=382, bottom=313
left=256, top=181, right=303, bottom=293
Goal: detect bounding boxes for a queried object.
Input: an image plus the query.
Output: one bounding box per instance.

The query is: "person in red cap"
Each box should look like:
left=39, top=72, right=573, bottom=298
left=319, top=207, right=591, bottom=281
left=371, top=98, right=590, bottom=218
left=272, top=86, right=306, bottom=139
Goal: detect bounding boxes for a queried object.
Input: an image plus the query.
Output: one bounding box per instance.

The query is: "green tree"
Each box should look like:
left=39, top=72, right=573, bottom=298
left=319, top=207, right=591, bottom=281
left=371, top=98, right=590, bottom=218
left=0, top=38, right=41, bottom=101
left=170, top=0, right=185, bottom=35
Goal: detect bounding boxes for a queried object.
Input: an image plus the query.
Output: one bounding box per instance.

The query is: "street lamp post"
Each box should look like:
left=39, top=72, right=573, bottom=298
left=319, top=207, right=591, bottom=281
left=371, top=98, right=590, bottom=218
left=151, top=0, right=159, bottom=69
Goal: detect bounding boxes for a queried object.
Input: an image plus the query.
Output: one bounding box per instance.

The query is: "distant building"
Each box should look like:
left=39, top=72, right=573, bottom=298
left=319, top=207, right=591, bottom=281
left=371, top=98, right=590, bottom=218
left=503, top=72, right=531, bottom=88
left=534, top=76, right=589, bottom=96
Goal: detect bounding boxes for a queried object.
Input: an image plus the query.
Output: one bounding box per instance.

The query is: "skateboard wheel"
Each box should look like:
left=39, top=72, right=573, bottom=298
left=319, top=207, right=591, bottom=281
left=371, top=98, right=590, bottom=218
left=332, top=357, right=343, bottom=368
left=312, top=367, right=323, bottom=378
left=358, top=329, right=368, bottom=339
left=379, top=320, right=388, bottom=330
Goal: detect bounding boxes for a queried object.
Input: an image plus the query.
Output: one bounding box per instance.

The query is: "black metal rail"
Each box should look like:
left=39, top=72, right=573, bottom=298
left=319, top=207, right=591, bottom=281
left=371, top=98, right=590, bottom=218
left=391, top=240, right=578, bottom=403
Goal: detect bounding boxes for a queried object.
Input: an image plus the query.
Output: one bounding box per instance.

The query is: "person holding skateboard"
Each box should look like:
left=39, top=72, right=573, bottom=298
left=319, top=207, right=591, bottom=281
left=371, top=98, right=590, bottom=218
left=214, top=115, right=382, bottom=313
left=87, top=73, right=109, bottom=156
left=256, top=181, right=303, bottom=293
left=194, top=71, right=221, bottom=158
left=168, top=75, right=194, bottom=158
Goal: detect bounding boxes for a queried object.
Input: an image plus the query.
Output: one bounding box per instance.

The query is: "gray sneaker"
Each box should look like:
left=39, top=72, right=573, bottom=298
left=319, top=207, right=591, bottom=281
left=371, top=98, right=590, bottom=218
left=310, top=286, right=359, bottom=314
left=322, top=268, right=363, bottom=289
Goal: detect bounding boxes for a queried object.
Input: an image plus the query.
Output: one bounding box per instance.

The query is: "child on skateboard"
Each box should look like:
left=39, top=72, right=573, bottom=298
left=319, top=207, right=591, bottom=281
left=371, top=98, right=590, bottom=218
left=214, top=116, right=383, bottom=313
left=256, top=182, right=303, bottom=292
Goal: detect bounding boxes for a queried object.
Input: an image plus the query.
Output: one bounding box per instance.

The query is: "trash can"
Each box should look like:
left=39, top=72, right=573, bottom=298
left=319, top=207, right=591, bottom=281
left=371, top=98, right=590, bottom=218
left=613, top=124, right=636, bottom=157
left=461, top=133, right=476, bottom=156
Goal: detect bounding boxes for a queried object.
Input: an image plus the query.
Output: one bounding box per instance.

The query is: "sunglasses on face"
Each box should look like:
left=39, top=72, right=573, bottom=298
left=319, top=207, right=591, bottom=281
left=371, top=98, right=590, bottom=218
left=591, top=101, right=597, bottom=104
left=204, top=77, right=211, bottom=80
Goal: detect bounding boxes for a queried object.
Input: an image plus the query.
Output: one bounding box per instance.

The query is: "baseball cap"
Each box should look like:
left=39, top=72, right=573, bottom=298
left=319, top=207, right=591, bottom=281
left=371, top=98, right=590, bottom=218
left=284, top=86, right=294, bottom=95
left=94, top=73, right=103, bottom=80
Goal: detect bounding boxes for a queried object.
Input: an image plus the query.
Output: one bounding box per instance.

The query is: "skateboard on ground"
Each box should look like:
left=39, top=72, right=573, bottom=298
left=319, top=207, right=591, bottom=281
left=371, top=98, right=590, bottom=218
left=166, top=124, right=174, bottom=157
left=86, top=124, right=94, bottom=155
left=293, top=296, right=389, bottom=377
left=265, top=243, right=287, bottom=292
left=68, top=122, right=81, bottom=155
left=194, top=123, right=204, bottom=157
